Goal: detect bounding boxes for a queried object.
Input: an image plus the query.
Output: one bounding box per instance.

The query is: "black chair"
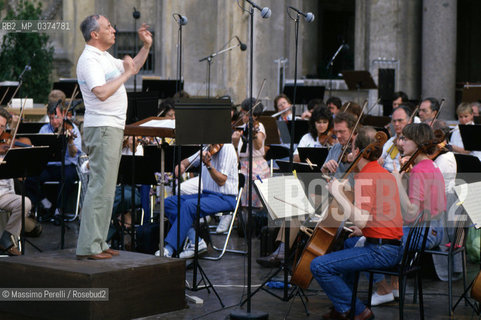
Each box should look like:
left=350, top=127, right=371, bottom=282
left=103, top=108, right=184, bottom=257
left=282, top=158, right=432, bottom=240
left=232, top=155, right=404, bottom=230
left=350, top=211, right=431, bottom=320
left=424, top=216, right=468, bottom=316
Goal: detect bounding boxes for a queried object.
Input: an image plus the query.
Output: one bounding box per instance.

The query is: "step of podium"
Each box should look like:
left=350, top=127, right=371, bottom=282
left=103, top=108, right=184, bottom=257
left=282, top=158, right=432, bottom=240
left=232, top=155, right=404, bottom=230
left=0, top=249, right=185, bottom=320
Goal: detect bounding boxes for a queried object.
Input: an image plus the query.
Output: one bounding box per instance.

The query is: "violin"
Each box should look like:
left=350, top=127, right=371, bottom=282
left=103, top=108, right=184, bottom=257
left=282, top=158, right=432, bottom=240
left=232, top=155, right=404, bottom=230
left=428, top=129, right=448, bottom=161
left=0, top=131, right=32, bottom=154
left=318, top=129, right=336, bottom=146
left=207, top=143, right=223, bottom=156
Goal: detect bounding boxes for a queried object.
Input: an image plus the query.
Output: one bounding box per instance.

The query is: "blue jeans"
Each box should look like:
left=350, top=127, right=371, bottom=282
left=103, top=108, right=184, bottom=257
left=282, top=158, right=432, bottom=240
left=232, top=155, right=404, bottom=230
left=311, top=242, right=404, bottom=315
left=164, top=191, right=236, bottom=251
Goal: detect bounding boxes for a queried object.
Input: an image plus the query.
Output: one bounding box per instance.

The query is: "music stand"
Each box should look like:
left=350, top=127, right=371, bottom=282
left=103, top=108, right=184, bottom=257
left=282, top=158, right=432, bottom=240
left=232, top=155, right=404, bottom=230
left=341, top=70, right=377, bottom=103
left=175, top=100, right=231, bottom=307
left=461, top=84, right=481, bottom=103
left=16, top=122, right=46, bottom=134
left=259, top=116, right=281, bottom=145
left=459, top=125, right=481, bottom=151
left=0, top=147, right=49, bottom=254
left=126, top=91, right=159, bottom=124
left=282, top=83, right=325, bottom=105
left=298, top=147, right=329, bottom=167
left=53, top=80, right=83, bottom=100
left=16, top=134, right=63, bottom=161
left=265, top=145, right=290, bottom=162
left=277, top=120, right=308, bottom=144
left=0, top=81, right=18, bottom=106
left=276, top=160, right=320, bottom=173
left=454, top=154, right=481, bottom=184
left=142, top=79, right=184, bottom=99
left=116, top=155, right=158, bottom=249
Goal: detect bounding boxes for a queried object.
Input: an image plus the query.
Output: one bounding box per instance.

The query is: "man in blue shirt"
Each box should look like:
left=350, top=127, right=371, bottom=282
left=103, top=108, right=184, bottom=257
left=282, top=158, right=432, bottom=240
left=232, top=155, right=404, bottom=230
left=26, top=99, right=82, bottom=221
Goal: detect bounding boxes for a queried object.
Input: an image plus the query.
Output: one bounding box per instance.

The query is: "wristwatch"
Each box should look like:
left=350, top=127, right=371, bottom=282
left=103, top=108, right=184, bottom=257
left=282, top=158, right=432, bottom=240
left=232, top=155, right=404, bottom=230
left=206, top=166, right=212, bottom=171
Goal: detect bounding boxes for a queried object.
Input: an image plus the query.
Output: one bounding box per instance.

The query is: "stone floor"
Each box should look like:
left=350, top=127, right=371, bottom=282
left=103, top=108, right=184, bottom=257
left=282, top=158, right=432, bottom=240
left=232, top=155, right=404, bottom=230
left=17, top=218, right=481, bottom=320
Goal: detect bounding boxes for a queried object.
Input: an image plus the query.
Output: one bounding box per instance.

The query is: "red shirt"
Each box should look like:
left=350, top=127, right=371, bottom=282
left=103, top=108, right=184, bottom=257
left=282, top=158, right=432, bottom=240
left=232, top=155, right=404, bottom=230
left=354, top=161, right=403, bottom=240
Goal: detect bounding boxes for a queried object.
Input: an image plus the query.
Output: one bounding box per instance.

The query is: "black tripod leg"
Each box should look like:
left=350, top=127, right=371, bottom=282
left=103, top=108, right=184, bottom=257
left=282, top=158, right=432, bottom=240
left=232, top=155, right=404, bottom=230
left=240, top=267, right=283, bottom=306
left=197, top=263, right=225, bottom=308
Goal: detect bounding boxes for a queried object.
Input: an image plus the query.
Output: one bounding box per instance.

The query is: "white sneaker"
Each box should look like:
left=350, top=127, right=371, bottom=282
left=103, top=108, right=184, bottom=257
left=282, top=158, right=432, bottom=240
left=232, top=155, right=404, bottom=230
left=216, top=214, right=232, bottom=233
left=199, top=216, right=211, bottom=224
left=371, top=291, right=395, bottom=306
left=392, top=289, right=399, bottom=298
left=179, top=239, right=207, bottom=259
left=154, top=247, right=172, bottom=258
left=41, top=198, right=52, bottom=210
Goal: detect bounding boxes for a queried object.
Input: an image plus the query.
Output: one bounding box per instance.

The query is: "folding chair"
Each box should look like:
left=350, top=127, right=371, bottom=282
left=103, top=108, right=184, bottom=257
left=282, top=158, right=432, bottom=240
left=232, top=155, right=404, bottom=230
left=202, top=173, right=247, bottom=260
left=350, top=211, right=431, bottom=320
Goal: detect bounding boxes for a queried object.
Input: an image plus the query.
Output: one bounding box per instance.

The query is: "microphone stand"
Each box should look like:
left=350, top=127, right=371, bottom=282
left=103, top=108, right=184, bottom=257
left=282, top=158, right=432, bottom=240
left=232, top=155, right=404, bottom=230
left=230, top=4, right=268, bottom=320
left=326, top=43, right=345, bottom=98
left=176, top=18, right=185, bottom=94
left=199, top=43, right=241, bottom=98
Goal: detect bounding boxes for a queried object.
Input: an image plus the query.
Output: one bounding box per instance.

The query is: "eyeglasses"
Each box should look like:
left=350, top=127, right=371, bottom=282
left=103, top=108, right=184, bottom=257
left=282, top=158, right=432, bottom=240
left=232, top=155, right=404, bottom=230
left=0, top=125, right=6, bottom=129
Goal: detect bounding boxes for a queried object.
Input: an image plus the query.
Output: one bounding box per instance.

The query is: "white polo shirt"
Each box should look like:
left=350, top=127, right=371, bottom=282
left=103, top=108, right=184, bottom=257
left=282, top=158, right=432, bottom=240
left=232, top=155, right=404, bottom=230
left=76, top=44, right=127, bottom=129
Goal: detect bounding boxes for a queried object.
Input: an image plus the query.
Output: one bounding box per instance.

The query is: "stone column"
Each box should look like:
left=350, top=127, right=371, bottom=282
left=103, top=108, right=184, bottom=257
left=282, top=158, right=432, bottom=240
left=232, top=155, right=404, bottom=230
left=422, top=0, right=457, bottom=119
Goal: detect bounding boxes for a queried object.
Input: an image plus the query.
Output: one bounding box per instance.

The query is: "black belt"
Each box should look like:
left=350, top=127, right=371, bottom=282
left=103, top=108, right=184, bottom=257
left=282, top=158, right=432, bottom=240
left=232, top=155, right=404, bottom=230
left=365, top=237, right=402, bottom=246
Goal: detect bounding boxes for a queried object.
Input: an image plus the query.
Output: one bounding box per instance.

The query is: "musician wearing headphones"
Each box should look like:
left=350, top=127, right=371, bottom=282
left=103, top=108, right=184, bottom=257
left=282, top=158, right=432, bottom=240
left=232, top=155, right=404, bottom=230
left=156, top=143, right=238, bottom=259
left=311, top=127, right=404, bottom=320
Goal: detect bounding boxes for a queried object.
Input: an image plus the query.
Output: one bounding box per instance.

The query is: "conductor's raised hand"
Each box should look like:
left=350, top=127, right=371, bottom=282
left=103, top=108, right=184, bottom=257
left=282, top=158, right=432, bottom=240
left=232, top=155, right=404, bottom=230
left=138, top=23, right=152, bottom=48
left=123, top=55, right=137, bottom=76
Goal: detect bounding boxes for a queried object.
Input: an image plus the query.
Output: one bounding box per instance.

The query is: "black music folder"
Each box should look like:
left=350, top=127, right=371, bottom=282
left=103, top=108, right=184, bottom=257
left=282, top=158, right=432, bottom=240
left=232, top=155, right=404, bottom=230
left=282, top=83, right=325, bottom=105
left=277, top=120, right=309, bottom=144
left=297, top=147, right=329, bottom=166
left=265, top=145, right=290, bottom=161
left=16, top=133, right=63, bottom=162
left=459, top=124, right=481, bottom=151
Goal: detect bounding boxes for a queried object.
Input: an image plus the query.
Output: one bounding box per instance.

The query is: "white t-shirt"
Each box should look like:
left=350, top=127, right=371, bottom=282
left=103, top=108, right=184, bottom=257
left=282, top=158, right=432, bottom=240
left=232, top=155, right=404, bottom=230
left=294, top=133, right=324, bottom=155
left=380, top=136, right=401, bottom=173
left=450, top=122, right=481, bottom=161
left=77, top=45, right=127, bottom=129
left=434, top=151, right=456, bottom=194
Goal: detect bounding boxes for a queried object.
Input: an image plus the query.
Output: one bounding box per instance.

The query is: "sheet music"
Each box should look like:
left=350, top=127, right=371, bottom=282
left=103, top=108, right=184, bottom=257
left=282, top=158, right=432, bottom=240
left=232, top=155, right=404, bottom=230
left=254, top=176, right=314, bottom=220
left=454, top=181, right=481, bottom=229
left=139, top=119, right=175, bottom=129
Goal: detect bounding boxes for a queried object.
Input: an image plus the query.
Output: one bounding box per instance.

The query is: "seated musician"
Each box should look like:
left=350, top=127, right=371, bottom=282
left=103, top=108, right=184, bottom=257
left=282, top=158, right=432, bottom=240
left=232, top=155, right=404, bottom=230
left=231, top=98, right=270, bottom=232
left=274, top=94, right=293, bottom=121
left=0, top=109, right=33, bottom=255
left=155, top=143, right=238, bottom=258
left=321, top=112, right=358, bottom=176
left=257, top=112, right=356, bottom=267
left=311, top=126, right=404, bottom=320
left=293, top=105, right=336, bottom=162
left=371, top=123, right=447, bottom=306
left=449, top=102, right=481, bottom=161
left=326, top=96, right=342, bottom=117
left=379, top=105, right=412, bottom=172
left=300, top=98, right=323, bottom=120
left=26, top=100, right=82, bottom=222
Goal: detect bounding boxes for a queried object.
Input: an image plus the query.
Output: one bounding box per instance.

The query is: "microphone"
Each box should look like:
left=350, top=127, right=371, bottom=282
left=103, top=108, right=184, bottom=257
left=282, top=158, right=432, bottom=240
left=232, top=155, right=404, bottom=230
left=288, top=6, right=315, bottom=23
left=174, top=13, right=188, bottom=26
left=342, top=43, right=350, bottom=51
left=235, top=36, right=247, bottom=51
left=68, top=100, right=83, bottom=113
left=245, top=0, right=271, bottom=18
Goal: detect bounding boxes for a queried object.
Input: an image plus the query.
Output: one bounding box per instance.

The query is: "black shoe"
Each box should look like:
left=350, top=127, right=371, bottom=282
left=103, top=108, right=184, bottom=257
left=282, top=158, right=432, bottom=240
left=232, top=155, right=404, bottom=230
left=256, top=252, right=284, bottom=268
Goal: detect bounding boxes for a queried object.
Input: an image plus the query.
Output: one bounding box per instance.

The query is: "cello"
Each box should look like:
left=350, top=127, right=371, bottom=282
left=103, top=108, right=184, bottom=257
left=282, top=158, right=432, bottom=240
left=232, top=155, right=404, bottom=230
left=291, top=131, right=388, bottom=289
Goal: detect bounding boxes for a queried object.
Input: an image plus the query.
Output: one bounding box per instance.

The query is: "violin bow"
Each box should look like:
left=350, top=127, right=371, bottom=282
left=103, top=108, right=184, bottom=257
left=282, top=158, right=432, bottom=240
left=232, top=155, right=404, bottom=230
left=232, top=79, right=267, bottom=128
left=64, top=84, right=79, bottom=115
left=5, top=98, right=28, bottom=155
left=429, top=98, right=445, bottom=127
left=336, top=99, right=368, bottom=163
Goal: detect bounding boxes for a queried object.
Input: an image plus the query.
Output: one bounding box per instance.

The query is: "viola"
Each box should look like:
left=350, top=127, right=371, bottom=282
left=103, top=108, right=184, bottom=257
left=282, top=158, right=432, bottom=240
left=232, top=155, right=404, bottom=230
left=207, top=143, right=223, bottom=156
left=291, top=131, right=388, bottom=289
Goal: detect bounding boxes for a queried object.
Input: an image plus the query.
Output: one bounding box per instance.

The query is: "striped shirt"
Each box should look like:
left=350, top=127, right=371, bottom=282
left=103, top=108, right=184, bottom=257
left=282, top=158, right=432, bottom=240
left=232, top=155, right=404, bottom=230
left=188, top=144, right=238, bottom=195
